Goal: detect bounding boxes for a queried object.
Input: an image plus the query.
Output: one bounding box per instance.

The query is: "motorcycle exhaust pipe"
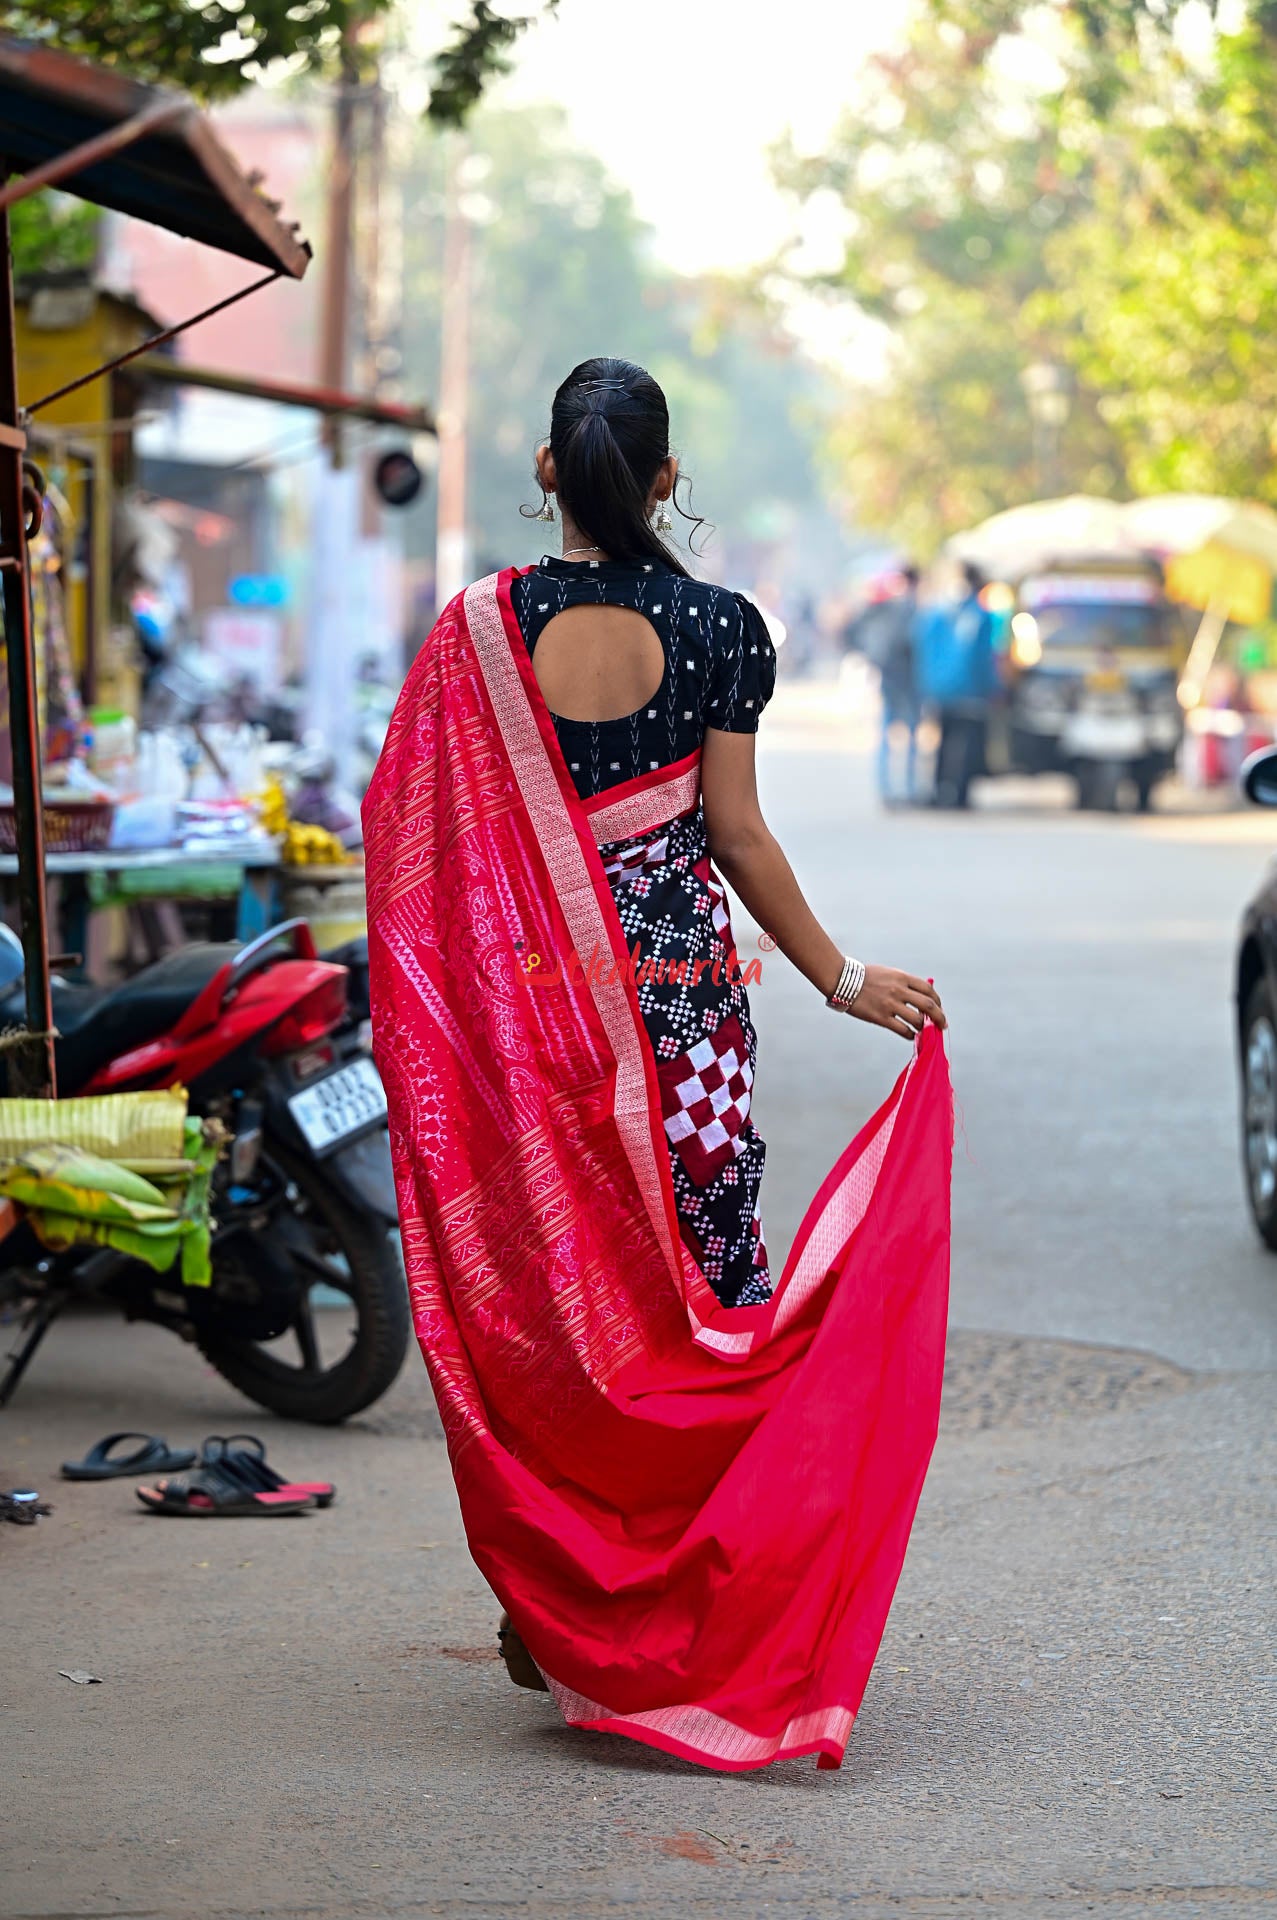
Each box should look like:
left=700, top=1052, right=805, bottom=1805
left=229, top=1099, right=264, bottom=1186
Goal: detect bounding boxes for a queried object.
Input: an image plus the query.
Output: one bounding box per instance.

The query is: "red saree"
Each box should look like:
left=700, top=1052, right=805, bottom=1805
left=363, top=568, right=953, bottom=1772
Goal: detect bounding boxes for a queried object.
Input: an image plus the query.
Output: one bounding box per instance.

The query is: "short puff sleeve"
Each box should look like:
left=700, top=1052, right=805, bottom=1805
left=706, top=592, right=777, bottom=734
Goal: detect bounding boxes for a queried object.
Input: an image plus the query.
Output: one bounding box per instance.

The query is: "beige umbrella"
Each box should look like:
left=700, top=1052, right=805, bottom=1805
left=1119, top=494, right=1277, bottom=571
left=947, top=495, right=1135, bottom=578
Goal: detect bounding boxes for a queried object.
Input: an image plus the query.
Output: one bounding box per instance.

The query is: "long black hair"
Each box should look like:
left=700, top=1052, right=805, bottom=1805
left=524, top=356, right=706, bottom=578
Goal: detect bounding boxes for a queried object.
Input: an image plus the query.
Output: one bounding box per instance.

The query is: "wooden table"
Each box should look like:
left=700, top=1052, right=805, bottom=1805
left=0, top=840, right=282, bottom=969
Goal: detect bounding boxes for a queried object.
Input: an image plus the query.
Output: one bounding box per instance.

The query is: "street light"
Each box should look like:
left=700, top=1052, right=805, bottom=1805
left=1020, top=359, right=1071, bottom=497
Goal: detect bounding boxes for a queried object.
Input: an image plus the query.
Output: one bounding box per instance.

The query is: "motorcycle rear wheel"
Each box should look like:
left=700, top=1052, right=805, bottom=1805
left=197, top=1144, right=410, bottom=1423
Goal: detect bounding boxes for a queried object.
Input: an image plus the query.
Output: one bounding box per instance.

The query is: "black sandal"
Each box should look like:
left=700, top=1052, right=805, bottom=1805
left=136, top=1463, right=315, bottom=1517
left=497, top=1613, right=549, bottom=1691
left=200, top=1434, right=336, bottom=1509
left=62, top=1433, right=197, bottom=1481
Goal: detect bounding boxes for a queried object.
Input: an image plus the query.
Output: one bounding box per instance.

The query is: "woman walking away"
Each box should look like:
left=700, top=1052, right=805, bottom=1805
left=364, top=357, right=953, bottom=1773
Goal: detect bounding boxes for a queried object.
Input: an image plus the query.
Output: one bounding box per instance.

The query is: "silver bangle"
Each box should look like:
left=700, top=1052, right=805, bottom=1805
left=826, top=955, right=866, bottom=1012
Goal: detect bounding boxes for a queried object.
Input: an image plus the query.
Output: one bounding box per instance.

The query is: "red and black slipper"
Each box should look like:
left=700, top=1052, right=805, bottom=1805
left=201, top=1434, right=336, bottom=1509
left=137, top=1466, right=315, bottom=1517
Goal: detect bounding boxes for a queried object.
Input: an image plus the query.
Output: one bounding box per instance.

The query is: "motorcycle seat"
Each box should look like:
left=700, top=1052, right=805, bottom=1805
left=0, top=944, right=238, bottom=1095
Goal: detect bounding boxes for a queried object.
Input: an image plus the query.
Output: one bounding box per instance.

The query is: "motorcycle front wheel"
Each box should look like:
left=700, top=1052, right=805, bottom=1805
left=197, top=1143, right=411, bottom=1423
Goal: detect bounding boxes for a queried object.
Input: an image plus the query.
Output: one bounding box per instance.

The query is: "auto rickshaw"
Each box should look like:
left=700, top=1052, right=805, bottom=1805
left=997, top=556, right=1188, bottom=810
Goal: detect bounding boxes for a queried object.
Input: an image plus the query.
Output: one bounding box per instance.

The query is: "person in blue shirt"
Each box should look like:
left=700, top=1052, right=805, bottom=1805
left=922, top=562, right=997, bottom=809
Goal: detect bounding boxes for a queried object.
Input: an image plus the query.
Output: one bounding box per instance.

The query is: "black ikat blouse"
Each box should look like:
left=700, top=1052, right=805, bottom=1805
left=511, top=555, right=777, bottom=801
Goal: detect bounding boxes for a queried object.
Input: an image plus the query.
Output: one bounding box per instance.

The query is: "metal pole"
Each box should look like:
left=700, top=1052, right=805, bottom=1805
left=318, top=44, right=358, bottom=465
left=435, top=138, right=470, bottom=605
left=135, top=354, right=433, bottom=430
left=0, top=180, right=55, bottom=1095
left=26, top=268, right=281, bottom=415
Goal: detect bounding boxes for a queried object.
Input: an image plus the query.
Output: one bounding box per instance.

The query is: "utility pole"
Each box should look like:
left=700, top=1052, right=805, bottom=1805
left=310, top=35, right=361, bottom=781
left=318, top=34, right=358, bottom=464
left=435, top=137, right=471, bottom=604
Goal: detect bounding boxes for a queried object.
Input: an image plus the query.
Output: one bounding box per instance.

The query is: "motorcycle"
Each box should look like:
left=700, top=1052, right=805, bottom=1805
left=0, top=920, right=410, bottom=1421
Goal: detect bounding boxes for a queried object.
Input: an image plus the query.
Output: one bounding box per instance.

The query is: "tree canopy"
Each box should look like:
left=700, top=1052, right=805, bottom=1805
left=0, top=0, right=554, bottom=124
left=782, top=0, right=1277, bottom=550
left=3, top=0, right=557, bottom=308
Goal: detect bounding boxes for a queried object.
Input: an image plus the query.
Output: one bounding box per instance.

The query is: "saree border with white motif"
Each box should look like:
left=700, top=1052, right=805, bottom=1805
left=363, top=568, right=953, bottom=1772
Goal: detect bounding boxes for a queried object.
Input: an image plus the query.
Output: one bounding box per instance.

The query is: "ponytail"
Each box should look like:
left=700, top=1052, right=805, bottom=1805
left=534, top=357, right=705, bottom=578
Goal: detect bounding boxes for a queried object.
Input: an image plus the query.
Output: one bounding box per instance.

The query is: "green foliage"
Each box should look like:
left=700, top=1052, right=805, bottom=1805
left=0, top=0, right=549, bottom=124
left=0, top=0, right=390, bottom=100
left=10, top=194, right=98, bottom=281
left=780, top=16, right=1122, bottom=551
left=398, top=107, right=833, bottom=577
left=428, top=2, right=558, bottom=128
left=1033, top=22, right=1277, bottom=503
left=0, top=0, right=553, bottom=274
left=785, top=0, right=1277, bottom=550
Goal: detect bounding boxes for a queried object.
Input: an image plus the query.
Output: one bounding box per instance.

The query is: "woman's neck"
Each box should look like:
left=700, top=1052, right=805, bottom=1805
left=558, top=510, right=608, bottom=561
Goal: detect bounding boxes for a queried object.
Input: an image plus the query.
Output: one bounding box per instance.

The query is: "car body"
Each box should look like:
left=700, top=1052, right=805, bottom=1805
left=1236, top=745, right=1277, bottom=1246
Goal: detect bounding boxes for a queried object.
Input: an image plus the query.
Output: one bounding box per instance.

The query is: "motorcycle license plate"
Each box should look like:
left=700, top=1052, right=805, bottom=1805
left=288, top=1056, right=387, bottom=1154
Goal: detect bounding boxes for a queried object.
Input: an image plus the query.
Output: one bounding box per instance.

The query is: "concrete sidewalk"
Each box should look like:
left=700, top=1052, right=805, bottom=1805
left=2, top=1310, right=1271, bottom=1919
left=5, top=726, right=1276, bottom=1918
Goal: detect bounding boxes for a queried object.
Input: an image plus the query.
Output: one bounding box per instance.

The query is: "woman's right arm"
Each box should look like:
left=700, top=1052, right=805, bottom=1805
left=700, top=727, right=946, bottom=1041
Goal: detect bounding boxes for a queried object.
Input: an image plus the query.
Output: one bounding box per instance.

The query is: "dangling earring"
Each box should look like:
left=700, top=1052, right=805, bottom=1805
left=654, top=497, right=674, bottom=534
left=535, top=491, right=556, bottom=524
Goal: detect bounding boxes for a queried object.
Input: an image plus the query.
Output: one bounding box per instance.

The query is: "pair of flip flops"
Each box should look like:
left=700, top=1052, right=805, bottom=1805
left=61, top=1431, right=335, bottom=1517
left=137, top=1435, right=337, bottom=1518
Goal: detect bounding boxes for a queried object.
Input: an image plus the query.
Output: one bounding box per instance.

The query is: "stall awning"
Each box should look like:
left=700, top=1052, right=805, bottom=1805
left=0, top=39, right=309, bottom=277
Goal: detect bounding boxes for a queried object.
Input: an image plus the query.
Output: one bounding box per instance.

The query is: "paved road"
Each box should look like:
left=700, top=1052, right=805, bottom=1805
left=3, top=681, right=1274, bottom=1919
left=756, top=682, right=1277, bottom=1375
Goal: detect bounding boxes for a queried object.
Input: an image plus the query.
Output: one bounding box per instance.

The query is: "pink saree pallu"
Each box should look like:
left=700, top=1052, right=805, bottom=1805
left=363, top=568, right=953, bottom=1773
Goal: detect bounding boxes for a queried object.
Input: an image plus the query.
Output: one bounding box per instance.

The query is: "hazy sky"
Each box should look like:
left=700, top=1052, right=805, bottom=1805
left=469, top=0, right=909, bottom=275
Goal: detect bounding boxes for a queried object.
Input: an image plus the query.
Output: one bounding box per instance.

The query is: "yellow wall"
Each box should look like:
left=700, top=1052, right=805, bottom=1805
left=16, top=292, right=150, bottom=713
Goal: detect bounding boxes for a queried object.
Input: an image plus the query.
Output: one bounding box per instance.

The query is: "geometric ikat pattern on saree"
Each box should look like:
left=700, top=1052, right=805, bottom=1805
left=599, top=803, right=771, bottom=1308
left=659, top=1013, right=755, bottom=1186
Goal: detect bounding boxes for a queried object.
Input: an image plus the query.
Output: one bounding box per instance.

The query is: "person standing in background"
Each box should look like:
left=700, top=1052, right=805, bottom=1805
left=875, top=565, right=921, bottom=807
left=930, top=562, right=996, bottom=810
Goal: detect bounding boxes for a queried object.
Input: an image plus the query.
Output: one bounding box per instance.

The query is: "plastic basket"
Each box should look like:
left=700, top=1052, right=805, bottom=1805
left=0, top=799, right=116, bottom=856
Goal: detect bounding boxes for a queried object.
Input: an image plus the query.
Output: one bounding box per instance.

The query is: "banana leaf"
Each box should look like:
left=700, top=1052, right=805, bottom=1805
left=0, top=1119, right=225, bottom=1286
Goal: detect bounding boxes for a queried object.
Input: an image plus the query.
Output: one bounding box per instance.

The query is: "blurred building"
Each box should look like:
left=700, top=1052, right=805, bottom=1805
left=93, top=96, right=414, bottom=764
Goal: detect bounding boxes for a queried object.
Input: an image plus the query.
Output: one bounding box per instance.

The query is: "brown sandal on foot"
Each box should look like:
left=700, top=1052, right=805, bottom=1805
left=497, top=1612, right=549, bottom=1691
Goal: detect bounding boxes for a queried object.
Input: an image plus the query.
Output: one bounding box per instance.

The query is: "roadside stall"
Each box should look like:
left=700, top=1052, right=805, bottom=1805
left=1119, top=495, right=1277, bottom=789
left=0, top=46, right=410, bottom=1432
left=0, top=37, right=311, bottom=1098
left=0, top=41, right=306, bottom=1407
